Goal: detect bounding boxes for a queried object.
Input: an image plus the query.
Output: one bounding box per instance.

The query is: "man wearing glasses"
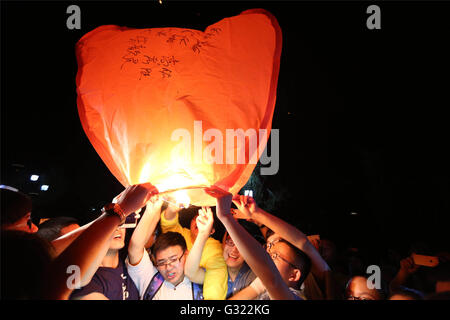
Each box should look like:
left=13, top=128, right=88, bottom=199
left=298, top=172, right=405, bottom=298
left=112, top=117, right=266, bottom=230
left=127, top=197, right=203, bottom=299
left=159, top=200, right=228, bottom=300
left=228, top=194, right=334, bottom=300
left=259, top=238, right=311, bottom=300
left=229, top=235, right=311, bottom=300
left=344, top=275, right=383, bottom=300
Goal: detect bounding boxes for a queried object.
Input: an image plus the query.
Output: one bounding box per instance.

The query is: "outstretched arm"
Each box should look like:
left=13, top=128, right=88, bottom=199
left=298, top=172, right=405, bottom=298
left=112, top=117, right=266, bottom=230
left=128, top=197, right=164, bottom=265
left=233, top=195, right=330, bottom=281
left=160, top=198, right=186, bottom=236
left=184, top=207, right=214, bottom=284
left=161, top=195, right=182, bottom=221
left=206, top=187, right=295, bottom=300
left=51, top=221, right=94, bottom=257
left=44, top=183, right=157, bottom=300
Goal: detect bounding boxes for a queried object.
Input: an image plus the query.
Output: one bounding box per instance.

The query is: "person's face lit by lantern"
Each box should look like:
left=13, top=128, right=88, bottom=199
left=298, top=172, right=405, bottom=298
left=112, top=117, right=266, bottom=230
left=154, top=245, right=187, bottom=286
left=222, top=233, right=244, bottom=269
left=110, top=228, right=126, bottom=250
left=345, top=276, right=381, bottom=300
left=268, top=241, right=301, bottom=286
left=266, top=232, right=281, bottom=249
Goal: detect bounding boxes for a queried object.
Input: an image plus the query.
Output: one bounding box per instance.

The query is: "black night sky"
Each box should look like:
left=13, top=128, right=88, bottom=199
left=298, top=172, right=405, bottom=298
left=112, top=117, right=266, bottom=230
left=2, top=1, right=449, bottom=256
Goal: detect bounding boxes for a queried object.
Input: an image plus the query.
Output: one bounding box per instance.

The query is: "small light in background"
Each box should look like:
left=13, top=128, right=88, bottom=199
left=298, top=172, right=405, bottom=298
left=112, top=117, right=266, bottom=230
left=350, top=211, right=358, bottom=216
left=244, top=190, right=253, bottom=197
left=30, top=175, right=39, bottom=181
left=40, top=185, right=49, bottom=191
left=0, top=185, right=19, bottom=192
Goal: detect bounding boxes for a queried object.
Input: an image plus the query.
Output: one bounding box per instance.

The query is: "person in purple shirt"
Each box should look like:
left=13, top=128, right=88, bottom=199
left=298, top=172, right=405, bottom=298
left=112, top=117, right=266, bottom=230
left=70, top=227, right=139, bottom=300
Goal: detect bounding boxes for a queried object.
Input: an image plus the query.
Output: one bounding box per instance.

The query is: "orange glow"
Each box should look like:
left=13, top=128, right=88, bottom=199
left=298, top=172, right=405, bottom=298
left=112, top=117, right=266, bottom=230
left=172, top=190, right=191, bottom=209
left=76, top=9, right=282, bottom=206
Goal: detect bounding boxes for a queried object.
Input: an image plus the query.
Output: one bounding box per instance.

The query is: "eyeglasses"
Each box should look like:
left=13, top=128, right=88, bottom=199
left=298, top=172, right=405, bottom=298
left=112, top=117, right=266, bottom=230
left=225, top=237, right=235, bottom=247
left=269, top=251, right=299, bottom=270
left=264, top=238, right=282, bottom=251
left=155, top=251, right=185, bottom=268
left=346, top=295, right=374, bottom=301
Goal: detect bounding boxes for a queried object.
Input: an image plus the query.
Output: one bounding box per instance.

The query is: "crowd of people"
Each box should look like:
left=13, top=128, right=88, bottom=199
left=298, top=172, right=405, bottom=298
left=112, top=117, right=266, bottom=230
left=1, top=183, right=449, bottom=300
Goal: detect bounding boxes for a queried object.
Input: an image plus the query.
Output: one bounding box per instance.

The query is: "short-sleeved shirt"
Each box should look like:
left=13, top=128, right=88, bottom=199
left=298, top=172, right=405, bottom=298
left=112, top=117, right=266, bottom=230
left=126, top=249, right=195, bottom=300
left=226, top=263, right=256, bottom=299
left=70, top=259, right=139, bottom=300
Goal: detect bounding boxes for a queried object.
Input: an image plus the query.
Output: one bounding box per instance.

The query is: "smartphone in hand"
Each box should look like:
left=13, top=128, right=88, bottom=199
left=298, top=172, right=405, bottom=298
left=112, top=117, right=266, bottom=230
left=411, top=253, right=439, bottom=267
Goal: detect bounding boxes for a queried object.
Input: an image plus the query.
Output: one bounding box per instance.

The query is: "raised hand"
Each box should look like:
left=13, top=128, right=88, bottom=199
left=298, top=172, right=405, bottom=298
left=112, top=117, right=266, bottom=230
left=196, top=207, right=214, bottom=236
left=147, top=195, right=165, bottom=215
left=231, top=194, right=258, bottom=220
left=399, top=256, right=420, bottom=275
left=116, top=183, right=158, bottom=216
left=204, top=186, right=232, bottom=220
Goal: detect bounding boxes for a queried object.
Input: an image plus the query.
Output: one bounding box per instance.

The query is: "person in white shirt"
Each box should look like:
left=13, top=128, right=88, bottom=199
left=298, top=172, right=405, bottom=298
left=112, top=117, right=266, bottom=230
left=126, top=197, right=204, bottom=300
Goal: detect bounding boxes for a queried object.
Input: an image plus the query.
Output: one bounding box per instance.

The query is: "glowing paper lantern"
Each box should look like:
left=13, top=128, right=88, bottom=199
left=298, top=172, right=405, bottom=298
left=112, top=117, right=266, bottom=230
left=76, top=9, right=282, bottom=206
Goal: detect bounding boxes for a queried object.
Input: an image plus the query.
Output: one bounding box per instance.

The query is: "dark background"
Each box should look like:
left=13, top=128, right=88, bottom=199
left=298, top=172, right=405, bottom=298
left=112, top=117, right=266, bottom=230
left=2, top=1, right=449, bottom=256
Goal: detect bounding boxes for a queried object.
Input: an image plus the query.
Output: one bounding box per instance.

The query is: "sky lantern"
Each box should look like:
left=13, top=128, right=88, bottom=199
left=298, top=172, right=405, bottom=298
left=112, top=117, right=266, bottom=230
left=76, top=9, right=282, bottom=207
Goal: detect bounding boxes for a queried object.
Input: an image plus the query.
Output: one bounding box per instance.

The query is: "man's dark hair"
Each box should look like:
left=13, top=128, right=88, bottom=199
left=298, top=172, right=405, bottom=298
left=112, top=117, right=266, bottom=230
left=265, top=228, right=275, bottom=241
left=152, top=231, right=187, bottom=256
left=265, top=231, right=311, bottom=287
left=37, top=216, right=79, bottom=242
left=178, top=206, right=223, bottom=240
left=283, top=240, right=312, bottom=287
left=0, top=188, right=32, bottom=226
left=223, top=219, right=266, bottom=245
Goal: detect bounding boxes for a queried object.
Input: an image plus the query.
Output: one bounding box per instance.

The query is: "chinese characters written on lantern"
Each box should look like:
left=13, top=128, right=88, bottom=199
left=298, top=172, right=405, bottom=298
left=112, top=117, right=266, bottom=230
left=120, top=28, right=221, bottom=80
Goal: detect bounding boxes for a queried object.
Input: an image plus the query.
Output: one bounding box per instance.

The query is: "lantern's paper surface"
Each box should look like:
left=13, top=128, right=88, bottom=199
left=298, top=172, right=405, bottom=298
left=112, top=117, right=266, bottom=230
left=76, top=9, right=282, bottom=206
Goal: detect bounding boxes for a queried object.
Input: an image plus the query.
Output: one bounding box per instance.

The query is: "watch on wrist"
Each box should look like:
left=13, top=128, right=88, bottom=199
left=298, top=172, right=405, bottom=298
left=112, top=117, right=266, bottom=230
left=102, top=203, right=126, bottom=225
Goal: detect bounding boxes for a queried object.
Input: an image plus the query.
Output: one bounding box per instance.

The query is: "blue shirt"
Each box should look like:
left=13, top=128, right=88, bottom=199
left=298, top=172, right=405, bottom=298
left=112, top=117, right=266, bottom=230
left=226, top=262, right=256, bottom=298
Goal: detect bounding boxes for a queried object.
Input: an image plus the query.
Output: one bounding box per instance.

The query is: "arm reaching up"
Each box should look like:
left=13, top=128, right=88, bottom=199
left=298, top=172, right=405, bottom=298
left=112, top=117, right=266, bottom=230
left=205, top=186, right=295, bottom=300
left=161, top=195, right=182, bottom=221
left=128, top=196, right=164, bottom=265
left=184, top=207, right=214, bottom=284
left=232, top=195, right=330, bottom=281
left=44, top=183, right=158, bottom=300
